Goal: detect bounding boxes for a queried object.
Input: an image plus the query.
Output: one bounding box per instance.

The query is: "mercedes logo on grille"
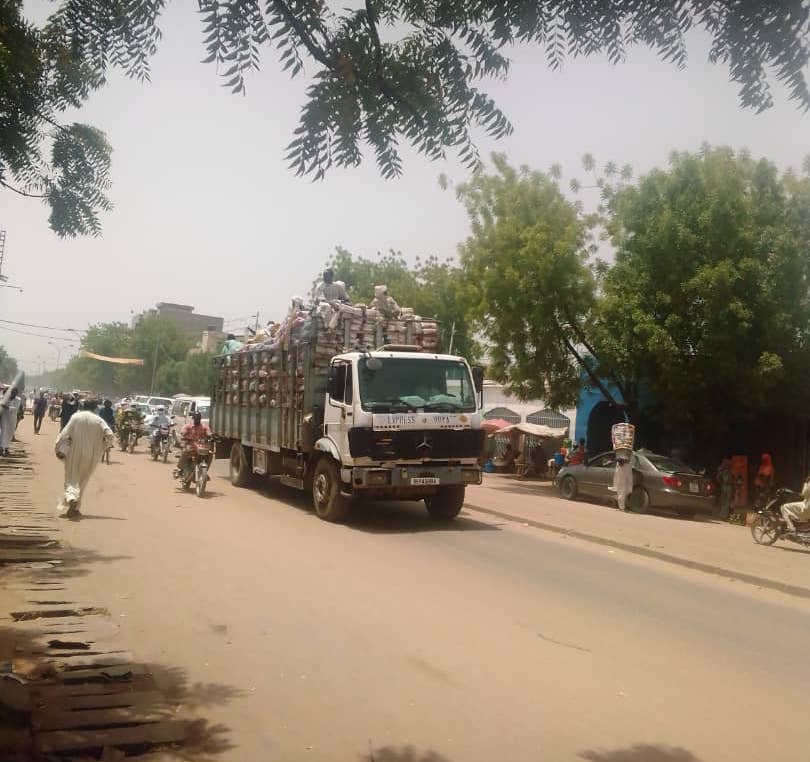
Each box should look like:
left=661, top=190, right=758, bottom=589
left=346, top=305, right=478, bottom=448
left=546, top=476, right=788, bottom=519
left=416, top=433, right=433, bottom=454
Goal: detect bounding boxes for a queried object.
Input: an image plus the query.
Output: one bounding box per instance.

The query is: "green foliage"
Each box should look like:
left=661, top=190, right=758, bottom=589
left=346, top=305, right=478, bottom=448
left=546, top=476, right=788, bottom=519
left=0, top=1, right=112, bottom=236
left=595, top=146, right=810, bottom=443
left=0, top=346, right=19, bottom=381
left=457, top=147, right=810, bottom=449
left=325, top=246, right=478, bottom=361
left=456, top=154, right=597, bottom=409
left=5, top=1, right=810, bottom=231
left=59, top=316, right=193, bottom=395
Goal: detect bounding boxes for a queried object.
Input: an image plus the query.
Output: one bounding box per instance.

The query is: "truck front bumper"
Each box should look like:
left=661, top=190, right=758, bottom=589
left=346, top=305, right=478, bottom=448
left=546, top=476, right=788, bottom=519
left=343, top=464, right=482, bottom=495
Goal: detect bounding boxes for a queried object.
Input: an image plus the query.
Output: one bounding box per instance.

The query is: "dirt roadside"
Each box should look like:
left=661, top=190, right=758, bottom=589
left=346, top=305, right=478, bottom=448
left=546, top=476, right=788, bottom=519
left=464, top=475, right=810, bottom=599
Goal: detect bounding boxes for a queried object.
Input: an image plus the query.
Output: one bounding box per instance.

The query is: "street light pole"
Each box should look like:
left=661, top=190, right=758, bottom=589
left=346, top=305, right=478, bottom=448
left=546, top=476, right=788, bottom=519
left=48, top=341, right=62, bottom=370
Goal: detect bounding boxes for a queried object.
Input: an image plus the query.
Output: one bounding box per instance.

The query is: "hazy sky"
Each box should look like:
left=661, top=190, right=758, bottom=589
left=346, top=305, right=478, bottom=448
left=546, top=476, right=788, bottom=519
left=2, top=2, right=808, bottom=373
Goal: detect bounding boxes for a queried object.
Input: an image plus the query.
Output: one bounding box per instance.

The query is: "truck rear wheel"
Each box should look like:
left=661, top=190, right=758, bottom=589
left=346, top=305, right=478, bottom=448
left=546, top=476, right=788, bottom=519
left=425, top=485, right=465, bottom=521
left=230, top=443, right=252, bottom=487
left=312, top=458, right=351, bottom=523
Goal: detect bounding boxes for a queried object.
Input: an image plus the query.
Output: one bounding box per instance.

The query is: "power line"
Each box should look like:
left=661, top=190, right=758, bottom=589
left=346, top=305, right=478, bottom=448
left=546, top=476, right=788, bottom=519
left=0, top=318, right=84, bottom=333
left=0, top=324, right=79, bottom=342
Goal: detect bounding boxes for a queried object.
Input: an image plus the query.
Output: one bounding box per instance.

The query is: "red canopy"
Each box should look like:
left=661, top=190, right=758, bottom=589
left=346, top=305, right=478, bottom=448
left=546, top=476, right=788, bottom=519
left=481, top=418, right=515, bottom=432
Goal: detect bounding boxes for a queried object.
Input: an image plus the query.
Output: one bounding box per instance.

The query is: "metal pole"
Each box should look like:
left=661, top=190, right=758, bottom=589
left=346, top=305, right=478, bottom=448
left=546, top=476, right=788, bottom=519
left=149, top=338, right=160, bottom=395
left=448, top=321, right=456, bottom=354
left=254, top=311, right=260, bottom=333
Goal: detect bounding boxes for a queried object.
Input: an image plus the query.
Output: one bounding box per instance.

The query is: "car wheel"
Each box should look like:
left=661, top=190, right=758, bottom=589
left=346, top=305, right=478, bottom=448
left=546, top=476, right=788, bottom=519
left=559, top=476, right=578, bottom=500
left=629, top=486, right=650, bottom=513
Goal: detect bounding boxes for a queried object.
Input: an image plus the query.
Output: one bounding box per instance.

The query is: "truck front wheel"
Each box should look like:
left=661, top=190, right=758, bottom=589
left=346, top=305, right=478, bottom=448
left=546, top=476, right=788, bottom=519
left=425, top=485, right=465, bottom=521
left=312, top=458, right=351, bottom=522
left=230, top=443, right=252, bottom=487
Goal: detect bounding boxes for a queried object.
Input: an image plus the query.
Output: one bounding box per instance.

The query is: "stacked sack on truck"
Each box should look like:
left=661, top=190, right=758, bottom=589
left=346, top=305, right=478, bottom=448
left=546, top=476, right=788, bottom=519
left=214, top=286, right=441, bottom=408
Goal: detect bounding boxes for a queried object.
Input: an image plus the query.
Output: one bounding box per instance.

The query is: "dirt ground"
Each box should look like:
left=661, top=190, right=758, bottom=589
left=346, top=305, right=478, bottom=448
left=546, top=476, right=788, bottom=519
left=4, top=415, right=810, bottom=762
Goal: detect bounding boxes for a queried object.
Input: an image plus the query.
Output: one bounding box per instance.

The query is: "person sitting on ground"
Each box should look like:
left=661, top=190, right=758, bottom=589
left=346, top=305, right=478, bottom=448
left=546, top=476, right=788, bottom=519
left=780, top=477, right=810, bottom=532
left=501, top=442, right=516, bottom=472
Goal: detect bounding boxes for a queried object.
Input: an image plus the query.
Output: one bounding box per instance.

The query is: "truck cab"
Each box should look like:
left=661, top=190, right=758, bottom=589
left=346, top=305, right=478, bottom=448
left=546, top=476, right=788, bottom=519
left=311, top=348, right=484, bottom=520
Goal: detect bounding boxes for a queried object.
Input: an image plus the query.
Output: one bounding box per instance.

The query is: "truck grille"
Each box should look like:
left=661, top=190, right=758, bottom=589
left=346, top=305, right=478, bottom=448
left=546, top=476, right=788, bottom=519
left=348, top=428, right=485, bottom=461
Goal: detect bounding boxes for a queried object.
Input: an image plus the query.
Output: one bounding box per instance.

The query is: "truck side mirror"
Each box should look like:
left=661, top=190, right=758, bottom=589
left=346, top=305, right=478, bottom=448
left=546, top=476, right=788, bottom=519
left=472, top=366, right=484, bottom=393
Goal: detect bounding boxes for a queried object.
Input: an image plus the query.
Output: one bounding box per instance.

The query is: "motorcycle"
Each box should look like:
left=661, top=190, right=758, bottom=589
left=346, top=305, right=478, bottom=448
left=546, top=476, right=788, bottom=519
left=118, top=425, right=139, bottom=453
left=175, top=438, right=212, bottom=497
left=751, top=487, right=810, bottom=547
left=49, top=401, right=60, bottom=422
left=150, top=425, right=171, bottom=463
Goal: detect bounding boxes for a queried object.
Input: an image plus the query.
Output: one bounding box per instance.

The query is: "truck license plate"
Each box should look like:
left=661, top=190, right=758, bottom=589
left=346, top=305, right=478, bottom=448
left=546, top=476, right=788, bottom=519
left=689, top=482, right=699, bottom=493
left=411, top=477, right=440, bottom=486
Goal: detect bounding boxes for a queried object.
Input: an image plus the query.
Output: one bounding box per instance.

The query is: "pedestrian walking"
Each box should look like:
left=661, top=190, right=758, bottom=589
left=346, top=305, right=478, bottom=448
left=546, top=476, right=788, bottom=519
left=60, top=394, right=79, bottom=431
left=716, top=458, right=733, bottom=519
left=33, top=391, right=48, bottom=434
left=613, top=456, right=634, bottom=511
left=0, top=386, right=21, bottom=455
left=54, top=399, right=113, bottom=518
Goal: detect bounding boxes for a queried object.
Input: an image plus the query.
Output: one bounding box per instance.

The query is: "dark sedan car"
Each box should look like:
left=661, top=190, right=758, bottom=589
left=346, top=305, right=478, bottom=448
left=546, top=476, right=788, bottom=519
left=555, top=449, right=715, bottom=517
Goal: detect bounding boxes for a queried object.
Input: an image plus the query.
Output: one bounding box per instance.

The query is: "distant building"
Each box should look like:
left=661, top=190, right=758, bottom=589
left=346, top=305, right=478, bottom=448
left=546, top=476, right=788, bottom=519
left=482, top=381, right=575, bottom=436
left=133, top=303, right=224, bottom=338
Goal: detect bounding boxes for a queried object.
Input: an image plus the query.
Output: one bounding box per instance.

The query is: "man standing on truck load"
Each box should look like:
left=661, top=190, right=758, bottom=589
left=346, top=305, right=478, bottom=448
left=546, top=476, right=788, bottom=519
left=315, top=268, right=350, bottom=303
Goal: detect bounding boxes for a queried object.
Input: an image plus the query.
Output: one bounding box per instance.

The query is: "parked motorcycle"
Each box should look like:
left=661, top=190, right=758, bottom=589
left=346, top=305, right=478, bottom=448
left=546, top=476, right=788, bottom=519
left=751, top=487, right=810, bottom=547
left=175, top=438, right=212, bottom=497
left=150, top=425, right=171, bottom=463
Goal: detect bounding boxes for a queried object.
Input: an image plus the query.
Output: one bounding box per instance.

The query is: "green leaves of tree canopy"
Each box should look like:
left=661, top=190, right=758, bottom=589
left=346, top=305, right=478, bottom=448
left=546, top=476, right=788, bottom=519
left=596, top=147, right=810, bottom=445
left=460, top=149, right=810, bottom=450
left=0, top=1, right=112, bottom=236
left=57, top=316, right=195, bottom=395
left=456, top=154, right=598, bottom=411
left=5, top=2, right=810, bottom=235
left=0, top=346, right=19, bottom=382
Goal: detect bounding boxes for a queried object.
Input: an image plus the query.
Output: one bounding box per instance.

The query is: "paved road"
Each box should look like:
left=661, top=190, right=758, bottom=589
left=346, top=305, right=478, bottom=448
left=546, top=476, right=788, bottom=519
left=18, top=419, right=810, bottom=761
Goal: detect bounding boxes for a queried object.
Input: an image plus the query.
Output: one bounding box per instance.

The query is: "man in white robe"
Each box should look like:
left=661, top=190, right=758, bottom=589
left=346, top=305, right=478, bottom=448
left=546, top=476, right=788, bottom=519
left=613, top=456, right=634, bottom=511
left=54, top=399, right=113, bottom=518
left=0, top=386, right=21, bottom=455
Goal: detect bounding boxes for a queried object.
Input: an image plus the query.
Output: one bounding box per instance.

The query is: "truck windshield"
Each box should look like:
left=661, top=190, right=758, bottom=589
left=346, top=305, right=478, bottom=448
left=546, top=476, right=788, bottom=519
left=358, top=357, right=477, bottom=413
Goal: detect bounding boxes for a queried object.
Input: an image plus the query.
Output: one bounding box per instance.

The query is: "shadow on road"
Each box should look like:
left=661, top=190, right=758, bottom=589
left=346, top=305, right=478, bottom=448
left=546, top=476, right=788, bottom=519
left=348, top=501, right=500, bottom=534
left=75, top=514, right=127, bottom=521
left=0, top=623, right=243, bottom=760
left=55, top=547, right=134, bottom=579
left=579, top=743, right=707, bottom=762
left=363, top=744, right=451, bottom=762
left=243, top=478, right=500, bottom=534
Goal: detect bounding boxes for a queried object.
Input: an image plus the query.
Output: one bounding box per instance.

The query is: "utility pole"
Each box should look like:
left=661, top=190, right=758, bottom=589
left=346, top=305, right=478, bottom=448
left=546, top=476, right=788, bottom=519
left=149, top=337, right=160, bottom=395
left=448, top=321, right=456, bottom=354
left=48, top=341, right=63, bottom=370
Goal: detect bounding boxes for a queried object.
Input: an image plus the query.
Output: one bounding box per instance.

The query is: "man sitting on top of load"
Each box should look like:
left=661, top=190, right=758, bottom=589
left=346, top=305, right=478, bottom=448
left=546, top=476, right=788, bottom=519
left=315, top=268, right=350, bottom=304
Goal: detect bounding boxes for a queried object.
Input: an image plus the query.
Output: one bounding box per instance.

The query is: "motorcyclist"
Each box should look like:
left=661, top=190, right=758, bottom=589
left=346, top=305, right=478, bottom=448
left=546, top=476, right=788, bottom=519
left=149, top=406, right=172, bottom=451
left=117, top=403, right=144, bottom=446
left=174, top=411, right=211, bottom=477
left=780, top=477, right=810, bottom=532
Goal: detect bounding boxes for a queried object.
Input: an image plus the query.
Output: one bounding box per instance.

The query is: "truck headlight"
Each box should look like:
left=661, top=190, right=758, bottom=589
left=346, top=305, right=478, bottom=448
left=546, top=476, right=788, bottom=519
left=462, top=468, right=481, bottom=484
left=366, top=470, right=391, bottom=486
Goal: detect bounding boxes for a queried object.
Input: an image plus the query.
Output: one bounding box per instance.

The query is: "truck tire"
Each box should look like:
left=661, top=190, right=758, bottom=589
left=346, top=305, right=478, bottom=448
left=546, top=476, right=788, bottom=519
left=312, top=458, right=351, bottom=523
left=230, top=443, right=252, bottom=488
left=425, top=485, right=465, bottom=521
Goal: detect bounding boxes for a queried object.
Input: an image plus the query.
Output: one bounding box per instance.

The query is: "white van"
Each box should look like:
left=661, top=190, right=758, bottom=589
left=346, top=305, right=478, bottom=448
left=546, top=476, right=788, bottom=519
left=171, top=396, right=210, bottom=429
